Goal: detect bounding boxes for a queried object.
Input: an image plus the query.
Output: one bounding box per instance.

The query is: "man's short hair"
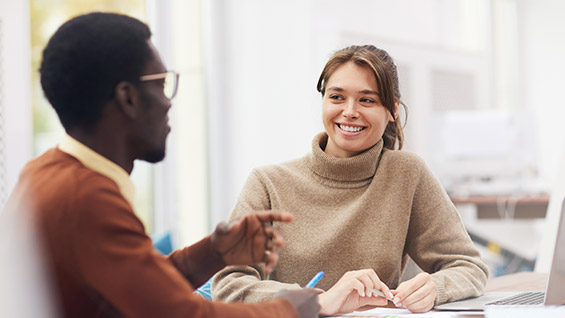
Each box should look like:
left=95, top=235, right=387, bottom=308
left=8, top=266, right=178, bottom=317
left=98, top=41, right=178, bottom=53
left=40, top=12, right=152, bottom=131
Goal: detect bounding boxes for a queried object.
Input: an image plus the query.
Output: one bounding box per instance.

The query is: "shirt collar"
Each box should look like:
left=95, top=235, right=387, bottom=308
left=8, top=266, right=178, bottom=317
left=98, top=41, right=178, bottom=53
left=57, top=134, right=135, bottom=207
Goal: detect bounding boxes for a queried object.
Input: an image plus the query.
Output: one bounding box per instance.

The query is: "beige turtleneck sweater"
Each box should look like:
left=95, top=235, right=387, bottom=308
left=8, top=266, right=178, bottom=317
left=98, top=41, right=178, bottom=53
left=212, top=132, right=488, bottom=306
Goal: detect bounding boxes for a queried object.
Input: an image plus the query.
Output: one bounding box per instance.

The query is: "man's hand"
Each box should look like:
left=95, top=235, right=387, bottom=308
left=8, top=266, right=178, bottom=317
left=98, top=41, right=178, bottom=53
left=210, top=211, right=294, bottom=275
left=274, top=289, right=320, bottom=318
left=391, top=272, right=436, bottom=313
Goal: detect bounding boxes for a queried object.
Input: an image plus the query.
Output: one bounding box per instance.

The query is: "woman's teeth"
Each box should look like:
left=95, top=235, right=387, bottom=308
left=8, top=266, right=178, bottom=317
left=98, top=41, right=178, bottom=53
left=339, top=124, right=363, bottom=132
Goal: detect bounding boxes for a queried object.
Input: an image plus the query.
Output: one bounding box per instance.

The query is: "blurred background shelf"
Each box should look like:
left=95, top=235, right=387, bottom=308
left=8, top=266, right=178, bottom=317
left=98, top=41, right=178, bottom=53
left=451, top=194, right=550, bottom=276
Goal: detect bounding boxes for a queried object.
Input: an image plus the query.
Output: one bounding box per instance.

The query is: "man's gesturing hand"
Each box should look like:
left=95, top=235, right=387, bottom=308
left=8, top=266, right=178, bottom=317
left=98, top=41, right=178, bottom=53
left=210, top=211, right=294, bottom=275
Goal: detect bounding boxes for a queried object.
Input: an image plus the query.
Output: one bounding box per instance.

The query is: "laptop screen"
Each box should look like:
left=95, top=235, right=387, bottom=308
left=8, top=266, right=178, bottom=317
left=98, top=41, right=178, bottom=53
left=544, top=199, right=565, bottom=305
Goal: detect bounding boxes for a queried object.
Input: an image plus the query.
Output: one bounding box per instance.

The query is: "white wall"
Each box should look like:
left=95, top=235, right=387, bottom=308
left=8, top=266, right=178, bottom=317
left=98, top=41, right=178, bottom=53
left=520, top=0, right=565, bottom=187
left=205, top=0, right=490, bottom=226
left=518, top=0, right=565, bottom=272
left=206, top=0, right=320, bottom=226
left=206, top=0, right=565, bottom=234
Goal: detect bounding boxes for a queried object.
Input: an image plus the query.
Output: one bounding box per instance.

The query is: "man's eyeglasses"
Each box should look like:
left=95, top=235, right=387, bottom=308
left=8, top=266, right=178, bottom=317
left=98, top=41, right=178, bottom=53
left=139, top=71, right=179, bottom=100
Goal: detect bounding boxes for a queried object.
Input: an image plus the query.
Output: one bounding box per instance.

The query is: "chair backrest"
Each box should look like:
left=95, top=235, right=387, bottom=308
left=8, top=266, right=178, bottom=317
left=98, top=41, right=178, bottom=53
left=151, top=231, right=213, bottom=300
left=0, top=204, right=59, bottom=317
left=152, top=231, right=174, bottom=256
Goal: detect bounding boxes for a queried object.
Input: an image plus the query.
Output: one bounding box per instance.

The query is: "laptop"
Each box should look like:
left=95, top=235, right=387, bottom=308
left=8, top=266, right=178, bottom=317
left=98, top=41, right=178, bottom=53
left=435, top=198, right=565, bottom=310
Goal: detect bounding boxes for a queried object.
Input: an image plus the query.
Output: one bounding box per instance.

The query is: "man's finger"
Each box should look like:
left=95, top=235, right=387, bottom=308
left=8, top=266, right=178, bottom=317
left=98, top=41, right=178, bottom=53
left=272, top=228, right=284, bottom=248
left=214, top=221, right=231, bottom=235
left=265, top=238, right=274, bottom=250
left=254, top=211, right=294, bottom=223
left=264, top=251, right=280, bottom=275
left=263, top=225, right=275, bottom=239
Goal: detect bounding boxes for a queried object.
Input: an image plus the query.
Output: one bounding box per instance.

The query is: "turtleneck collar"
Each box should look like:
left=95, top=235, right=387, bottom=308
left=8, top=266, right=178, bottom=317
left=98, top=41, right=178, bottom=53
left=306, top=132, right=384, bottom=183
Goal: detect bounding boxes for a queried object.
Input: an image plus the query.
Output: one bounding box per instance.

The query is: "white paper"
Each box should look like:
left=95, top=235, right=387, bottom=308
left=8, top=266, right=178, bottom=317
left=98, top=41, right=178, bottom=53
left=335, top=307, right=484, bottom=317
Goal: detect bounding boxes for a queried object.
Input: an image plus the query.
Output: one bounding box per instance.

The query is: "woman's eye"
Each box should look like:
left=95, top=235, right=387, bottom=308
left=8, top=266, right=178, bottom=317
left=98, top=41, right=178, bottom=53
left=360, top=98, right=375, bottom=103
left=329, top=95, right=344, bottom=100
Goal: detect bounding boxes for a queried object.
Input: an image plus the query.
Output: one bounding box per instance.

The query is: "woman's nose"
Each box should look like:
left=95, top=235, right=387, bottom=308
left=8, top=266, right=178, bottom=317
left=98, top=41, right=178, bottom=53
left=342, top=100, right=359, bottom=119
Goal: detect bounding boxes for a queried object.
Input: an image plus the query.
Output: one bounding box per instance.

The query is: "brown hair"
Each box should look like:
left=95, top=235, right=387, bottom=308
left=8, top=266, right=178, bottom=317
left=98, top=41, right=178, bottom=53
left=317, top=45, right=406, bottom=150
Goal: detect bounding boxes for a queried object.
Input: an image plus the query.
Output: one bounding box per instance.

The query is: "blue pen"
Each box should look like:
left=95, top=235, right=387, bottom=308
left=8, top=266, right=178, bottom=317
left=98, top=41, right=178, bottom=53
left=305, top=271, right=324, bottom=288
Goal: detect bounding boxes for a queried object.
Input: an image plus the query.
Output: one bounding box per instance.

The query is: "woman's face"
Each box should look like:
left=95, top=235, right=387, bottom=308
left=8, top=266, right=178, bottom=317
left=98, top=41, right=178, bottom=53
left=322, top=61, right=394, bottom=158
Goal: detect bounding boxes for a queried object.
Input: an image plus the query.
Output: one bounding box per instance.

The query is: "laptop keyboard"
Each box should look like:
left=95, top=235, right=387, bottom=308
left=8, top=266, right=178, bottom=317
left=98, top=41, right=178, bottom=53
left=486, top=291, right=545, bottom=306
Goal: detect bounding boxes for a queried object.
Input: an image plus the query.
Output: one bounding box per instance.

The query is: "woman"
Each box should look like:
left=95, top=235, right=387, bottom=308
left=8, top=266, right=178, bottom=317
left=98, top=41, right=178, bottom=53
left=211, top=45, right=488, bottom=315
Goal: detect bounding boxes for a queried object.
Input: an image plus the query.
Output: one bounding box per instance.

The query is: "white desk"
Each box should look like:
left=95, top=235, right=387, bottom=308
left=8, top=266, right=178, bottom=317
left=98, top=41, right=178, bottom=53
left=332, top=272, right=548, bottom=317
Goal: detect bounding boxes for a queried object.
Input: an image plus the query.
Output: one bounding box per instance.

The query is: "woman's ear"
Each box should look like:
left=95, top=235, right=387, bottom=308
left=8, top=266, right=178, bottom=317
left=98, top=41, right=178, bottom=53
left=115, top=81, right=138, bottom=119
left=389, top=102, right=400, bottom=122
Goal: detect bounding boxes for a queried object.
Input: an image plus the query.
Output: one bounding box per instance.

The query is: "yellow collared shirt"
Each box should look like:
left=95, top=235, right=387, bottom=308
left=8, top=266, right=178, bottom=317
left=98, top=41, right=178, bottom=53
left=58, top=134, right=135, bottom=208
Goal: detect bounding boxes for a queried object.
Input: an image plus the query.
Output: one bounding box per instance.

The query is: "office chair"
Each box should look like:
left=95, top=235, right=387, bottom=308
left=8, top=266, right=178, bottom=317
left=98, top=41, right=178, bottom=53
left=152, top=231, right=213, bottom=300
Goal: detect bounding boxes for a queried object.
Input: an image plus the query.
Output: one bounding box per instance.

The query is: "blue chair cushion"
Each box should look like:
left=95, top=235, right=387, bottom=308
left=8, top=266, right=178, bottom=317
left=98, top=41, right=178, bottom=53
left=194, top=278, right=213, bottom=300
left=152, top=232, right=173, bottom=256
left=152, top=232, right=213, bottom=300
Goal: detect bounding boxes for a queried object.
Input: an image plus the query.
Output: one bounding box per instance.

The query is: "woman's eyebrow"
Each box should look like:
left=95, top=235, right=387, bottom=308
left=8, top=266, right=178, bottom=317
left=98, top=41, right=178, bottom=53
left=326, top=86, right=344, bottom=92
left=359, top=89, right=379, bottom=95
left=326, top=87, right=379, bottom=95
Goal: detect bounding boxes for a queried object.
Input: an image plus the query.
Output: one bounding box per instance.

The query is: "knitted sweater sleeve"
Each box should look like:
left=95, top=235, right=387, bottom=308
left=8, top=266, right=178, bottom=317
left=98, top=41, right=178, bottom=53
left=211, top=169, right=304, bottom=303
left=404, top=156, right=489, bottom=305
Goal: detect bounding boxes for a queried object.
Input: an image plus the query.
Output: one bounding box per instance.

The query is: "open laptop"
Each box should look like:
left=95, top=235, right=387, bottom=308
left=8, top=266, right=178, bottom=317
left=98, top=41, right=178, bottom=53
left=435, top=198, right=565, bottom=310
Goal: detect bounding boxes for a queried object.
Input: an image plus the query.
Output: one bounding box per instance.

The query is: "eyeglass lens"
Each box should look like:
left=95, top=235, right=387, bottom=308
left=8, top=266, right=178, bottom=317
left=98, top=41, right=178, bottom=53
left=164, top=72, right=179, bottom=99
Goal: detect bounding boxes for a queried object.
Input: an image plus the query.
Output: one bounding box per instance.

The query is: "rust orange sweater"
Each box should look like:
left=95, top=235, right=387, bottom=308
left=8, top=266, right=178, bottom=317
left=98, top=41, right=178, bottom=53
left=4, top=147, right=297, bottom=318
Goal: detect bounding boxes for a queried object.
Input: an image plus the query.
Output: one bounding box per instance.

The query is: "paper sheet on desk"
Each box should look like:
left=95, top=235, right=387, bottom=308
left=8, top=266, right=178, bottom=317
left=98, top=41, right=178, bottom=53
left=336, top=307, right=484, bottom=317
left=484, top=306, right=565, bottom=318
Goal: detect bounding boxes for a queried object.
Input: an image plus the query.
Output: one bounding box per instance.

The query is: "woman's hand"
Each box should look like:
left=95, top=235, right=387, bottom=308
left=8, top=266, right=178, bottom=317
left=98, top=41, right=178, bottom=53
left=210, top=211, right=294, bottom=275
left=391, top=272, right=436, bottom=313
left=317, top=269, right=394, bottom=315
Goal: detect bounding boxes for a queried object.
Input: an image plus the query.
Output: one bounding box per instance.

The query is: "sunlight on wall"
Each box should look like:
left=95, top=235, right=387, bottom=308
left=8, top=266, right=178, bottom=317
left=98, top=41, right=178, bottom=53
left=28, top=0, right=154, bottom=232
left=146, top=0, right=209, bottom=245
left=170, top=0, right=209, bottom=245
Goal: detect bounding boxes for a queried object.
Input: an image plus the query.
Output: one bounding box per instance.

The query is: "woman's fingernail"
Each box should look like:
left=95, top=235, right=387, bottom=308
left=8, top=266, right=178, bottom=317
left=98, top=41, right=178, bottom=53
left=388, top=292, right=394, bottom=300
left=368, top=290, right=372, bottom=297
left=393, top=297, right=401, bottom=306
left=360, top=290, right=365, bottom=297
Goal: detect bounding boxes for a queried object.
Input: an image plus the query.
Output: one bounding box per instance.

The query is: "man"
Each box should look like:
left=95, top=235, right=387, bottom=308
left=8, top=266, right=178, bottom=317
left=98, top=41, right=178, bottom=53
left=3, top=12, right=319, bottom=317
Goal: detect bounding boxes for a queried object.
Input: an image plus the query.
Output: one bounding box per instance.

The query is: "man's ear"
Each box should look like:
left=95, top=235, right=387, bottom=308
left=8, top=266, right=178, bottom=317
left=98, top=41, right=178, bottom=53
left=115, top=81, right=139, bottom=119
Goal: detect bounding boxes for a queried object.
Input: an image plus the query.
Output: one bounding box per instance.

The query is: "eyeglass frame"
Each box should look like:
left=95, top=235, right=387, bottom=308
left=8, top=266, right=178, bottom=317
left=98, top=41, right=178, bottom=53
left=139, top=71, right=180, bottom=100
